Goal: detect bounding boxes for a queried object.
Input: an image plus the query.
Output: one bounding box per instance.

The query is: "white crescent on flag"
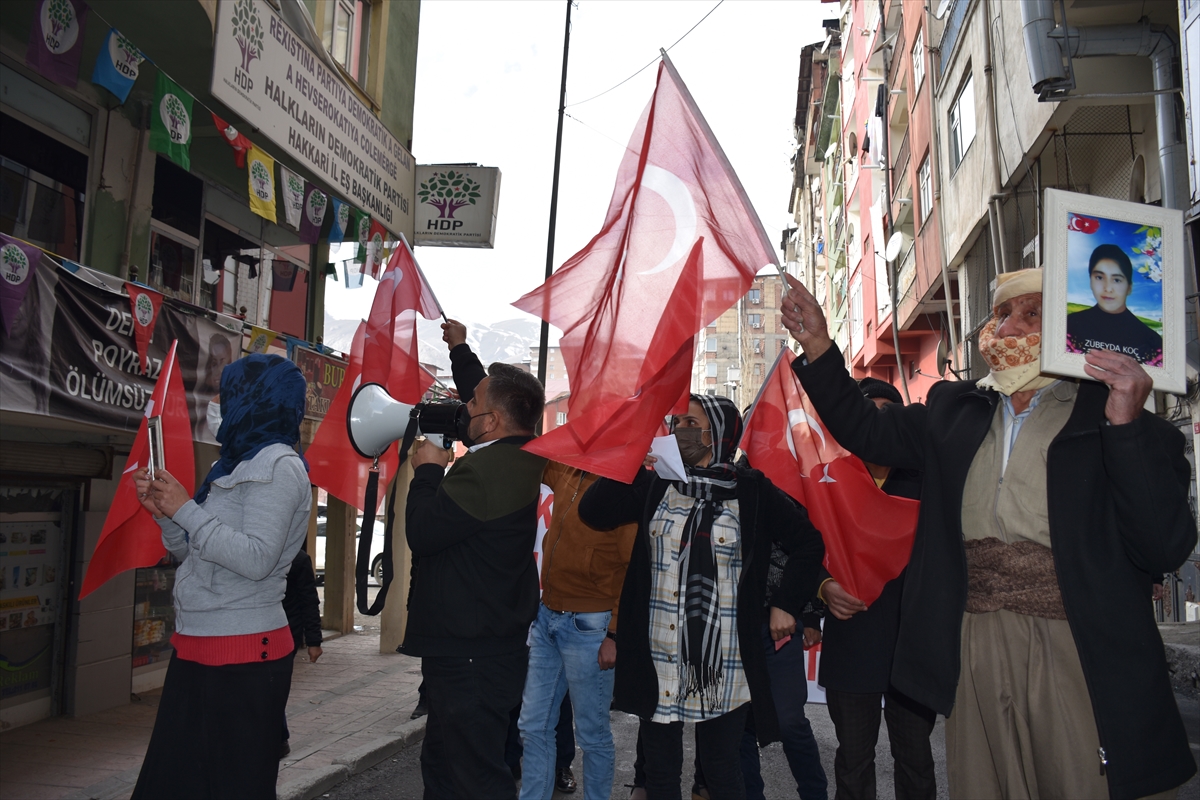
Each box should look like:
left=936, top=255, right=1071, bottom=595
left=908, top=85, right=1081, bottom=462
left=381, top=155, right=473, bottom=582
left=636, top=164, right=698, bottom=276
left=786, top=407, right=829, bottom=459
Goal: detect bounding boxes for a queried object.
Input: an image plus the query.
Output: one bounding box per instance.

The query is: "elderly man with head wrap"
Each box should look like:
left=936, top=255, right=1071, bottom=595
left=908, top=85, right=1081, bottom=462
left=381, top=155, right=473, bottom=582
left=780, top=269, right=1196, bottom=799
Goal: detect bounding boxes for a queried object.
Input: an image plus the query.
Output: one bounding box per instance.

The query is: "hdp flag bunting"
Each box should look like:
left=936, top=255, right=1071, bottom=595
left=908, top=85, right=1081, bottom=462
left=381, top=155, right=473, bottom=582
left=91, top=28, right=142, bottom=103
left=247, top=325, right=278, bottom=353
left=26, top=0, right=89, bottom=88
left=150, top=71, right=194, bottom=170
left=300, top=183, right=327, bottom=244
left=512, top=54, right=775, bottom=482
left=353, top=209, right=371, bottom=264
left=0, top=234, right=43, bottom=336
left=280, top=167, right=304, bottom=230
left=328, top=197, right=350, bottom=245
left=79, top=340, right=195, bottom=598
left=247, top=145, right=277, bottom=223
left=365, top=219, right=387, bottom=280
left=126, top=282, right=163, bottom=375
left=740, top=349, right=920, bottom=606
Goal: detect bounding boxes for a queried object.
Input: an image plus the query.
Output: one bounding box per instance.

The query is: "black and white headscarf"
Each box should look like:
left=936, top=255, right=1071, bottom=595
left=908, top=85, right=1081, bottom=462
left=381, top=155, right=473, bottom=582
left=668, top=394, right=743, bottom=710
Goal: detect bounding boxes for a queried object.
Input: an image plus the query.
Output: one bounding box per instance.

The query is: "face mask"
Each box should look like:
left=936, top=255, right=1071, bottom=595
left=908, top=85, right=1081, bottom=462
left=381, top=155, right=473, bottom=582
left=206, top=400, right=222, bottom=438
left=674, top=427, right=713, bottom=466
left=459, top=410, right=494, bottom=449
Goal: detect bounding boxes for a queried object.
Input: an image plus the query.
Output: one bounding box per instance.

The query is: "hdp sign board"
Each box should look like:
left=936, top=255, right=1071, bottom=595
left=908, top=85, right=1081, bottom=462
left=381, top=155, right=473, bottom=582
left=413, top=166, right=501, bottom=248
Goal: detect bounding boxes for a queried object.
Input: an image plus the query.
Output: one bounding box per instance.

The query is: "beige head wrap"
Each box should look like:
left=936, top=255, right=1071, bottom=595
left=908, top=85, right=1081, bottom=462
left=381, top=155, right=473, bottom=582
left=976, top=268, right=1057, bottom=395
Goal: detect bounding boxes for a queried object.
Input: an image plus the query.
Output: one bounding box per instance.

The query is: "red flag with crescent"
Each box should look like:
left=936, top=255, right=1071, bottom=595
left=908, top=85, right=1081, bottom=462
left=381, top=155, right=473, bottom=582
left=513, top=54, right=776, bottom=482
left=740, top=349, right=920, bottom=606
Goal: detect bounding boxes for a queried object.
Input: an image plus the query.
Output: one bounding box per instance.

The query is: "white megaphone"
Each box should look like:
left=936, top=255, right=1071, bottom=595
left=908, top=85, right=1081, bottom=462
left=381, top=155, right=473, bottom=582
left=347, top=382, right=466, bottom=459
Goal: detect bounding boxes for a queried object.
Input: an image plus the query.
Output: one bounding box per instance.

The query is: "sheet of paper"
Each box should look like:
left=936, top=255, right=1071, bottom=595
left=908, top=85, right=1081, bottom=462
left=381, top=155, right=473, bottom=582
left=650, top=434, right=689, bottom=483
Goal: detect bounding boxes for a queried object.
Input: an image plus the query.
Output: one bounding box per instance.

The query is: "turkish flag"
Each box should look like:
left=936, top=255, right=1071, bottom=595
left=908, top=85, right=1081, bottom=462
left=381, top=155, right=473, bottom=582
left=126, top=283, right=163, bottom=376
left=211, top=113, right=252, bottom=169
left=80, top=341, right=195, bottom=598
left=740, top=349, right=920, bottom=606
left=513, top=55, right=776, bottom=482
left=306, top=240, right=440, bottom=508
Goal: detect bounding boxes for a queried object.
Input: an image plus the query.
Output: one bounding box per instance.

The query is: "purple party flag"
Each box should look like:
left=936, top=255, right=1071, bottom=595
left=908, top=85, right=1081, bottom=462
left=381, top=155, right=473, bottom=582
left=300, top=183, right=328, bottom=244
left=0, top=234, right=44, bottom=336
left=26, top=0, right=90, bottom=88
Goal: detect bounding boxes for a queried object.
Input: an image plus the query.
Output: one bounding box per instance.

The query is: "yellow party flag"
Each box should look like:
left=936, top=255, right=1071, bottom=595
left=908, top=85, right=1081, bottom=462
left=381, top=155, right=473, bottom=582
left=247, top=145, right=277, bottom=223
left=247, top=325, right=278, bottom=354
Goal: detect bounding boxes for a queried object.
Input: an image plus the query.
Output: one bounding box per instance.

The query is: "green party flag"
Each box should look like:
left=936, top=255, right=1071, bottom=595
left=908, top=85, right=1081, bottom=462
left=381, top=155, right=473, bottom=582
left=353, top=208, right=371, bottom=264
left=149, top=71, right=193, bottom=170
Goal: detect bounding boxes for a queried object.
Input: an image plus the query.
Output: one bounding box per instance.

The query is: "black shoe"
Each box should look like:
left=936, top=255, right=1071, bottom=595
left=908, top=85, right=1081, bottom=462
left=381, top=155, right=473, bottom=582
left=410, top=696, right=428, bottom=720
left=555, top=767, right=577, bottom=793
left=279, top=741, right=291, bottom=759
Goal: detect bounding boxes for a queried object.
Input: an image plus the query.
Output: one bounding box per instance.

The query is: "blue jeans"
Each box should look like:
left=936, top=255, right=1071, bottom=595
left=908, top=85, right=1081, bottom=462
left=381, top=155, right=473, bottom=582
left=518, top=604, right=616, bottom=800
left=741, top=622, right=828, bottom=800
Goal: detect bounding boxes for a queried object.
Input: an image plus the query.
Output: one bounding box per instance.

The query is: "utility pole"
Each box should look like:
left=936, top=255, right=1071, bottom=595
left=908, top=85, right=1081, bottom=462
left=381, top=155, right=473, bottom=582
left=535, top=0, right=573, bottom=410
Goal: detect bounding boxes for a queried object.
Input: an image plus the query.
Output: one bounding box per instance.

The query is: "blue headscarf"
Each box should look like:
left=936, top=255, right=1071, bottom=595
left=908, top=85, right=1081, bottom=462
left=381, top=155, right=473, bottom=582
left=195, top=354, right=309, bottom=503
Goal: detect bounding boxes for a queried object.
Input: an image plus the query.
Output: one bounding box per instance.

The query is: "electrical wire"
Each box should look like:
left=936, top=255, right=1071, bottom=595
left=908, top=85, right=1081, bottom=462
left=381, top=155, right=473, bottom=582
left=565, top=0, right=725, bottom=108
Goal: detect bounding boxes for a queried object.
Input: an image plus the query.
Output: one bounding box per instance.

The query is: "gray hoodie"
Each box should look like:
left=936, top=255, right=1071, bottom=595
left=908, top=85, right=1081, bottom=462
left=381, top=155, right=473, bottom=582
left=158, top=443, right=311, bottom=637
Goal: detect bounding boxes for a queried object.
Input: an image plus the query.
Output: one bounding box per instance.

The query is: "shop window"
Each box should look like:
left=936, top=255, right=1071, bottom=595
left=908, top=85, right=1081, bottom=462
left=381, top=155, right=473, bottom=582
left=133, top=562, right=177, bottom=674
left=0, top=114, right=88, bottom=261
left=323, top=0, right=372, bottom=86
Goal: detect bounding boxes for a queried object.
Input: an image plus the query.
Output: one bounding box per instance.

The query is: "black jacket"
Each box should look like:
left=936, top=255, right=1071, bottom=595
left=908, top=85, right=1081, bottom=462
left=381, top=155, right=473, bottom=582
left=283, top=549, right=322, bottom=650
left=817, top=465, right=921, bottom=694
left=580, top=467, right=825, bottom=746
left=795, top=346, right=1197, bottom=799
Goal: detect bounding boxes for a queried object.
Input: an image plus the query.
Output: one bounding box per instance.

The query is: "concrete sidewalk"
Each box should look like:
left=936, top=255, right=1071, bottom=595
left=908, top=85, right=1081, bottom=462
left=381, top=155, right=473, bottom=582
left=0, top=631, right=425, bottom=800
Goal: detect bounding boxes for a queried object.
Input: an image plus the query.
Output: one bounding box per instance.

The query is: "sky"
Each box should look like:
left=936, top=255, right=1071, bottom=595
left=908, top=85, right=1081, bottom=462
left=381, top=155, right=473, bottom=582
left=323, top=0, right=832, bottom=335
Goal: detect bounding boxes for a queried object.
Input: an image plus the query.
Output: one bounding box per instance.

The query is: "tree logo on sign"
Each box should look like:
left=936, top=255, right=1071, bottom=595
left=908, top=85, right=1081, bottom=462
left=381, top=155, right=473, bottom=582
left=358, top=216, right=370, bottom=247
left=418, top=170, right=481, bottom=219
left=337, top=203, right=350, bottom=234
left=1, top=244, right=30, bottom=286
left=41, top=0, right=79, bottom=54
left=134, top=293, right=155, bottom=327
left=232, top=0, right=265, bottom=74
left=160, top=93, right=191, bottom=144
left=251, top=159, right=273, bottom=201
left=109, top=31, right=143, bottom=79
left=306, top=191, right=327, bottom=226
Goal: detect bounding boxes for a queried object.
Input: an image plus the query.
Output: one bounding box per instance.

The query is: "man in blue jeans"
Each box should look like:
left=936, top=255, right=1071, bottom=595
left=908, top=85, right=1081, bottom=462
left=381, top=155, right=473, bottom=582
left=517, top=460, right=638, bottom=800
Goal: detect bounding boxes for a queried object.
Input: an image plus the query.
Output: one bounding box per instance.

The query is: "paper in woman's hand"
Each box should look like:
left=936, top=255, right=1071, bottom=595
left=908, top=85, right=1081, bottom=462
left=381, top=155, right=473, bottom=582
left=649, top=435, right=689, bottom=482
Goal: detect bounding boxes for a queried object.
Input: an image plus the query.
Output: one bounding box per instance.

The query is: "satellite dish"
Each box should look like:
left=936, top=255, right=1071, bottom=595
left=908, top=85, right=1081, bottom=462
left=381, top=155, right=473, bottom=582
left=885, top=232, right=905, bottom=261
left=934, top=0, right=953, bottom=20
left=937, top=337, right=950, bottom=377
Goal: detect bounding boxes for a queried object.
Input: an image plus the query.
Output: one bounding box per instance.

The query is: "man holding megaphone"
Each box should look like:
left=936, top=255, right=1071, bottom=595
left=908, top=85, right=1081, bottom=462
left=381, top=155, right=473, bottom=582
left=401, top=320, right=548, bottom=800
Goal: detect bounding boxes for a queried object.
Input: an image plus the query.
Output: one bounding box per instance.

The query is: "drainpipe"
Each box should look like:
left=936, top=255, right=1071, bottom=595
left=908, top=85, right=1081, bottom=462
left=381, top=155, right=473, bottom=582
left=120, top=102, right=149, bottom=281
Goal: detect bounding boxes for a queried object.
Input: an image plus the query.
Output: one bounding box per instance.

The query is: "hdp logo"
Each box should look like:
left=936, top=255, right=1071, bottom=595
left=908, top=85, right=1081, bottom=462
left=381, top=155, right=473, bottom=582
left=41, top=0, right=79, bottom=54
left=357, top=216, right=370, bottom=248
left=109, top=31, right=143, bottom=80
left=306, top=190, right=328, bottom=226
left=418, top=170, right=481, bottom=220
left=1, top=244, right=30, bottom=286
left=231, top=0, right=264, bottom=91
left=337, top=203, right=350, bottom=234
left=250, top=159, right=273, bottom=202
left=134, top=293, right=154, bottom=327
left=160, top=93, right=191, bottom=144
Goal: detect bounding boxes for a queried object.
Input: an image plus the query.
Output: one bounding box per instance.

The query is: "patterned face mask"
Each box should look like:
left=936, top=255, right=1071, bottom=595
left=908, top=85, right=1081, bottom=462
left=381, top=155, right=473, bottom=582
left=976, top=316, right=1056, bottom=396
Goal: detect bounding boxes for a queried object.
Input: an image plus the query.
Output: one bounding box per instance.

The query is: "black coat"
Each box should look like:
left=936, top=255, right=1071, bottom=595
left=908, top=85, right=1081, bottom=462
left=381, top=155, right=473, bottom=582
left=283, top=550, right=322, bottom=651
left=580, top=467, right=825, bottom=746
left=795, top=347, right=1197, bottom=799
left=817, top=466, right=921, bottom=694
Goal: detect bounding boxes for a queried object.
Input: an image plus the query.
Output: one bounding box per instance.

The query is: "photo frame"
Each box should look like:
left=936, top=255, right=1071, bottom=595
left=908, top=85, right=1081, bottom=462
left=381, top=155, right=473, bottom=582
left=1041, top=188, right=1186, bottom=394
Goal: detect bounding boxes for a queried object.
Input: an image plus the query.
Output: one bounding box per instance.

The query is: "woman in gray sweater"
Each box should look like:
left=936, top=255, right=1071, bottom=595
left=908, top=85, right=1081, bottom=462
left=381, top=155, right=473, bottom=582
left=132, top=353, right=312, bottom=799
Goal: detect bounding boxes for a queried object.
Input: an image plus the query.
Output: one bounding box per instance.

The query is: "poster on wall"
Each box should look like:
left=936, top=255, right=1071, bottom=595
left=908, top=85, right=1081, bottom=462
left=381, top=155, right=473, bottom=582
left=292, top=345, right=347, bottom=421
left=1040, top=189, right=1185, bottom=394
left=0, top=516, right=61, bottom=633
left=0, top=262, right=243, bottom=443
left=413, top=166, right=501, bottom=248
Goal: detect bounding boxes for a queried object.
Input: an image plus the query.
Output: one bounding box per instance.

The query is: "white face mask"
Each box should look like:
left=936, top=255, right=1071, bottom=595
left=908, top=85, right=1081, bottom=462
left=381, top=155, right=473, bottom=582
left=207, top=400, right=223, bottom=438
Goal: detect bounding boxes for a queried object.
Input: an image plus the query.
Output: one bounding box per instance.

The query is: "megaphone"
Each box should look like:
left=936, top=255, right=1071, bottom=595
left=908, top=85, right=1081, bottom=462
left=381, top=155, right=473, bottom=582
left=347, top=382, right=468, bottom=459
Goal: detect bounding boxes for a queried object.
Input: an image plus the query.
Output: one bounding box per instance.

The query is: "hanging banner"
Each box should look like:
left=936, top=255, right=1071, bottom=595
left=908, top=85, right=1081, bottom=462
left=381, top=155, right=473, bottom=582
left=365, top=218, right=386, bottom=279
left=300, top=183, right=327, bottom=244
left=280, top=166, right=305, bottom=230
left=149, top=71, right=194, bottom=171
left=247, top=144, right=277, bottom=223
left=328, top=197, right=349, bottom=245
left=343, top=260, right=363, bottom=289
left=353, top=209, right=371, bottom=264
left=414, top=165, right=502, bottom=249
left=91, top=28, right=143, bottom=103
left=0, top=263, right=242, bottom=444
left=212, top=112, right=252, bottom=169
left=292, top=345, right=347, bottom=420
left=125, top=283, right=163, bottom=375
left=0, top=234, right=44, bottom=336
left=247, top=325, right=278, bottom=353
left=25, top=0, right=89, bottom=88
left=272, top=259, right=297, bottom=292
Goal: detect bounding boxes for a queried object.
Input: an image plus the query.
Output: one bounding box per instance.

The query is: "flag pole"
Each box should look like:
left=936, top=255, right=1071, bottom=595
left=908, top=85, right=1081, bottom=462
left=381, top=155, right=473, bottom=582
left=536, top=0, right=573, bottom=417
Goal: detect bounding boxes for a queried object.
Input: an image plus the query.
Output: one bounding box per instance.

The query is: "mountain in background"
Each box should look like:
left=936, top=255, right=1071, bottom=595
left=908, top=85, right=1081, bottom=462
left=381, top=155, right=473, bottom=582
left=322, top=314, right=543, bottom=373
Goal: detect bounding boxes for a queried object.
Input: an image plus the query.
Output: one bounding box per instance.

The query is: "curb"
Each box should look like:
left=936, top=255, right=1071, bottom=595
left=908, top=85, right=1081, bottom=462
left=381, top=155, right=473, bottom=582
left=277, top=717, right=426, bottom=800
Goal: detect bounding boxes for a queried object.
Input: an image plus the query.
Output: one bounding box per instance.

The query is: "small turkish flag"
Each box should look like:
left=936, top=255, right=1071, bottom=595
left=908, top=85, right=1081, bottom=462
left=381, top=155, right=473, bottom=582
left=741, top=349, right=919, bottom=606
left=126, top=282, right=163, bottom=375
left=513, top=54, right=776, bottom=482
left=211, top=113, right=252, bottom=169
left=80, top=341, right=195, bottom=598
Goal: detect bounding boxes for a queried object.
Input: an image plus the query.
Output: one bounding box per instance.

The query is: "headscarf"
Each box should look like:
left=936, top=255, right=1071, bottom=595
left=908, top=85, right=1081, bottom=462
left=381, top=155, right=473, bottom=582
left=667, top=393, right=743, bottom=710
left=195, top=354, right=308, bottom=503
left=975, top=268, right=1057, bottom=396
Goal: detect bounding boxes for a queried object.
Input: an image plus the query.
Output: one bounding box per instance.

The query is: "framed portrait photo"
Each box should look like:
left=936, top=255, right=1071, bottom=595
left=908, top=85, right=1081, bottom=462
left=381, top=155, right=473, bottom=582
left=1041, top=188, right=1186, bottom=394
